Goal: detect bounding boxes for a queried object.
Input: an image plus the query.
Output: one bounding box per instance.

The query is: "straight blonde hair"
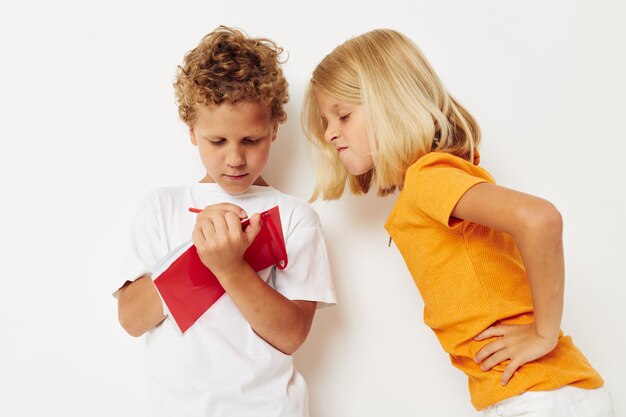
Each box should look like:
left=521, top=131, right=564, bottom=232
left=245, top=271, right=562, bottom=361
left=302, top=29, right=481, bottom=200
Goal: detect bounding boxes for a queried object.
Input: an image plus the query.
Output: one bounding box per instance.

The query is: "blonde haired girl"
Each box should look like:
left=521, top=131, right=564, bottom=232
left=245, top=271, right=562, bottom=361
left=302, top=29, right=613, bottom=416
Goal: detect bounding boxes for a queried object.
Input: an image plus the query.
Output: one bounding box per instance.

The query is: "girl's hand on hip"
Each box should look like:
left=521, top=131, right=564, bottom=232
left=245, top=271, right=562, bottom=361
left=191, top=203, right=262, bottom=277
left=473, top=322, right=559, bottom=386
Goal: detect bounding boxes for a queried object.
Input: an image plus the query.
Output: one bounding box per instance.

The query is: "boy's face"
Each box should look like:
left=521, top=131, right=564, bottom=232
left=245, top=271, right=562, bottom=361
left=190, top=101, right=278, bottom=195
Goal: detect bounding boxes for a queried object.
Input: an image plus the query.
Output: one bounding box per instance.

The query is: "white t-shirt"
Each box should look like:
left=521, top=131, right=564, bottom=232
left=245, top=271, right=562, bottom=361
left=115, top=183, right=336, bottom=417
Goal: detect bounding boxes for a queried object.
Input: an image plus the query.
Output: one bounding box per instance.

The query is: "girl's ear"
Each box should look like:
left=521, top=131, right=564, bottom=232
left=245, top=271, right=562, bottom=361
left=271, top=120, right=279, bottom=142
left=189, top=126, right=198, bottom=146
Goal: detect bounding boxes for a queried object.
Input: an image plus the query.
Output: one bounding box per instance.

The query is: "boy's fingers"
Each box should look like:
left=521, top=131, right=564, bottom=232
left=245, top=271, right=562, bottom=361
left=210, top=214, right=229, bottom=239
left=191, top=229, right=204, bottom=247
left=204, top=203, right=247, bottom=218
left=244, top=213, right=262, bottom=242
left=200, top=219, right=217, bottom=242
left=224, top=212, right=245, bottom=235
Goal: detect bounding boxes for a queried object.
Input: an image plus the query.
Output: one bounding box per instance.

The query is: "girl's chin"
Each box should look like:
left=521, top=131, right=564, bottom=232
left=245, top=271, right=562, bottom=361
left=346, top=165, right=373, bottom=176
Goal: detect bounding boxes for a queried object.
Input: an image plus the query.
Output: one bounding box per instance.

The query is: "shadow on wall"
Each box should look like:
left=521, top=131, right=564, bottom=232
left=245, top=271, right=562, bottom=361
left=342, top=191, right=398, bottom=229
left=295, top=193, right=397, bottom=382
left=263, top=101, right=309, bottom=197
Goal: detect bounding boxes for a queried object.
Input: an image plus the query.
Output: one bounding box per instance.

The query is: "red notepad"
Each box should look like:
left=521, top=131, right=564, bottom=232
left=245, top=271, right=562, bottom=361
left=154, top=206, right=287, bottom=333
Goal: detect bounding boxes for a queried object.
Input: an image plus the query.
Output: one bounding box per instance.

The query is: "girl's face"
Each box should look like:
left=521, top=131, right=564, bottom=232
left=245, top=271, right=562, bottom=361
left=314, top=88, right=373, bottom=176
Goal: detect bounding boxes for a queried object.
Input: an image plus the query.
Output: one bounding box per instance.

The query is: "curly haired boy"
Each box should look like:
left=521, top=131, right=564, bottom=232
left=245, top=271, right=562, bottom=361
left=113, top=26, right=335, bottom=417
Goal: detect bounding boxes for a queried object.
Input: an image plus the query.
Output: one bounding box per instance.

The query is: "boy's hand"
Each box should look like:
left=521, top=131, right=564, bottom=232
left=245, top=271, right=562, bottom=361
left=191, top=203, right=262, bottom=278
left=473, top=322, right=559, bottom=386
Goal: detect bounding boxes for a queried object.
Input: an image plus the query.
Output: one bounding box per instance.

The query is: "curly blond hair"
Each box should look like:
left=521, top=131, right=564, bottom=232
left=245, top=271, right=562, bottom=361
left=174, top=26, right=289, bottom=126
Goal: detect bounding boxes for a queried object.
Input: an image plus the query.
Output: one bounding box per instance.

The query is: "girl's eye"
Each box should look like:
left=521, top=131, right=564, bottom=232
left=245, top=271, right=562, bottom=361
left=339, top=113, right=351, bottom=121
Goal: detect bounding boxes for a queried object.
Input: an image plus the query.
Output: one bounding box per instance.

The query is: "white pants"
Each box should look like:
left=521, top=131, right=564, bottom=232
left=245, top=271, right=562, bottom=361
left=480, top=386, right=614, bottom=417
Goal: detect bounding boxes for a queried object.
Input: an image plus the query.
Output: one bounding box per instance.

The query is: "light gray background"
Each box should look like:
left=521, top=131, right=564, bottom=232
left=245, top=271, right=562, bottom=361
left=1, top=1, right=624, bottom=416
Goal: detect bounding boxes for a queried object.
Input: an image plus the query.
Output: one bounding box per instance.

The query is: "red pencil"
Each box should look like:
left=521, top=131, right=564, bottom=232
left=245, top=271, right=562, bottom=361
left=188, top=207, right=254, bottom=229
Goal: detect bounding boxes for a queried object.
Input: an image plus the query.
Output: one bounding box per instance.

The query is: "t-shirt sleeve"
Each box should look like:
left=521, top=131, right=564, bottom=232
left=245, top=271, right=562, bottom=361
left=272, top=207, right=336, bottom=308
left=404, top=153, right=488, bottom=230
left=113, top=192, right=165, bottom=298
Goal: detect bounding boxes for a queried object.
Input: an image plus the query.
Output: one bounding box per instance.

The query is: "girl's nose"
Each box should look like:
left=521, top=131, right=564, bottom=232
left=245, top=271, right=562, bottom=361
left=324, top=125, right=338, bottom=143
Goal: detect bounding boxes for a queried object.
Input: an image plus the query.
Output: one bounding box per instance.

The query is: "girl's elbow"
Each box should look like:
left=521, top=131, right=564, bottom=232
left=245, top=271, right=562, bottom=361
left=525, top=200, right=563, bottom=237
left=539, top=201, right=563, bottom=235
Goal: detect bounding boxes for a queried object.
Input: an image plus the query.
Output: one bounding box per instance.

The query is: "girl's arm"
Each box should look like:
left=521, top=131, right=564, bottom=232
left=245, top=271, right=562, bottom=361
left=192, top=203, right=317, bottom=355
left=451, top=182, right=564, bottom=385
left=117, top=276, right=166, bottom=337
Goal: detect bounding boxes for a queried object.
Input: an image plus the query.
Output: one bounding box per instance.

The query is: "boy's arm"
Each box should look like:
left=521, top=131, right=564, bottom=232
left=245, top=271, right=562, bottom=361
left=192, top=203, right=317, bottom=355
left=217, top=264, right=317, bottom=355
left=117, top=276, right=166, bottom=337
left=451, top=182, right=564, bottom=385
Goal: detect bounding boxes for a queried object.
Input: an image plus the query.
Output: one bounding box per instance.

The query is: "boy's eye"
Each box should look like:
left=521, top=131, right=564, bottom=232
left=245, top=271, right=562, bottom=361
left=339, top=113, right=351, bottom=121
left=209, top=139, right=225, bottom=145
left=243, top=138, right=260, bottom=145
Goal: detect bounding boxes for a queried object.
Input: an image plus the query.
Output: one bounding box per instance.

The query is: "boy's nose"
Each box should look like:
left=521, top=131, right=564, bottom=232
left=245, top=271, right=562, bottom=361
left=226, top=149, right=245, bottom=168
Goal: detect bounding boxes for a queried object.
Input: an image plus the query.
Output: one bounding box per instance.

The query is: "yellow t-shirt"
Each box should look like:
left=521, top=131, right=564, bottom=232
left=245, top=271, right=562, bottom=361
left=384, top=152, right=603, bottom=410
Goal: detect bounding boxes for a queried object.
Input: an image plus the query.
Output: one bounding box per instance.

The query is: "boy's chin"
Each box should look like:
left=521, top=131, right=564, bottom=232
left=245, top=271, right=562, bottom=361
left=216, top=177, right=260, bottom=195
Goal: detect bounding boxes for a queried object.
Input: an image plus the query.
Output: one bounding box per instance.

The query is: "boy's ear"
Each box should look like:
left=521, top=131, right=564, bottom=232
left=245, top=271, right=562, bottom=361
left=189, top=126, right=198, bottom=146
left=271, top=120, right=279, bottom=142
